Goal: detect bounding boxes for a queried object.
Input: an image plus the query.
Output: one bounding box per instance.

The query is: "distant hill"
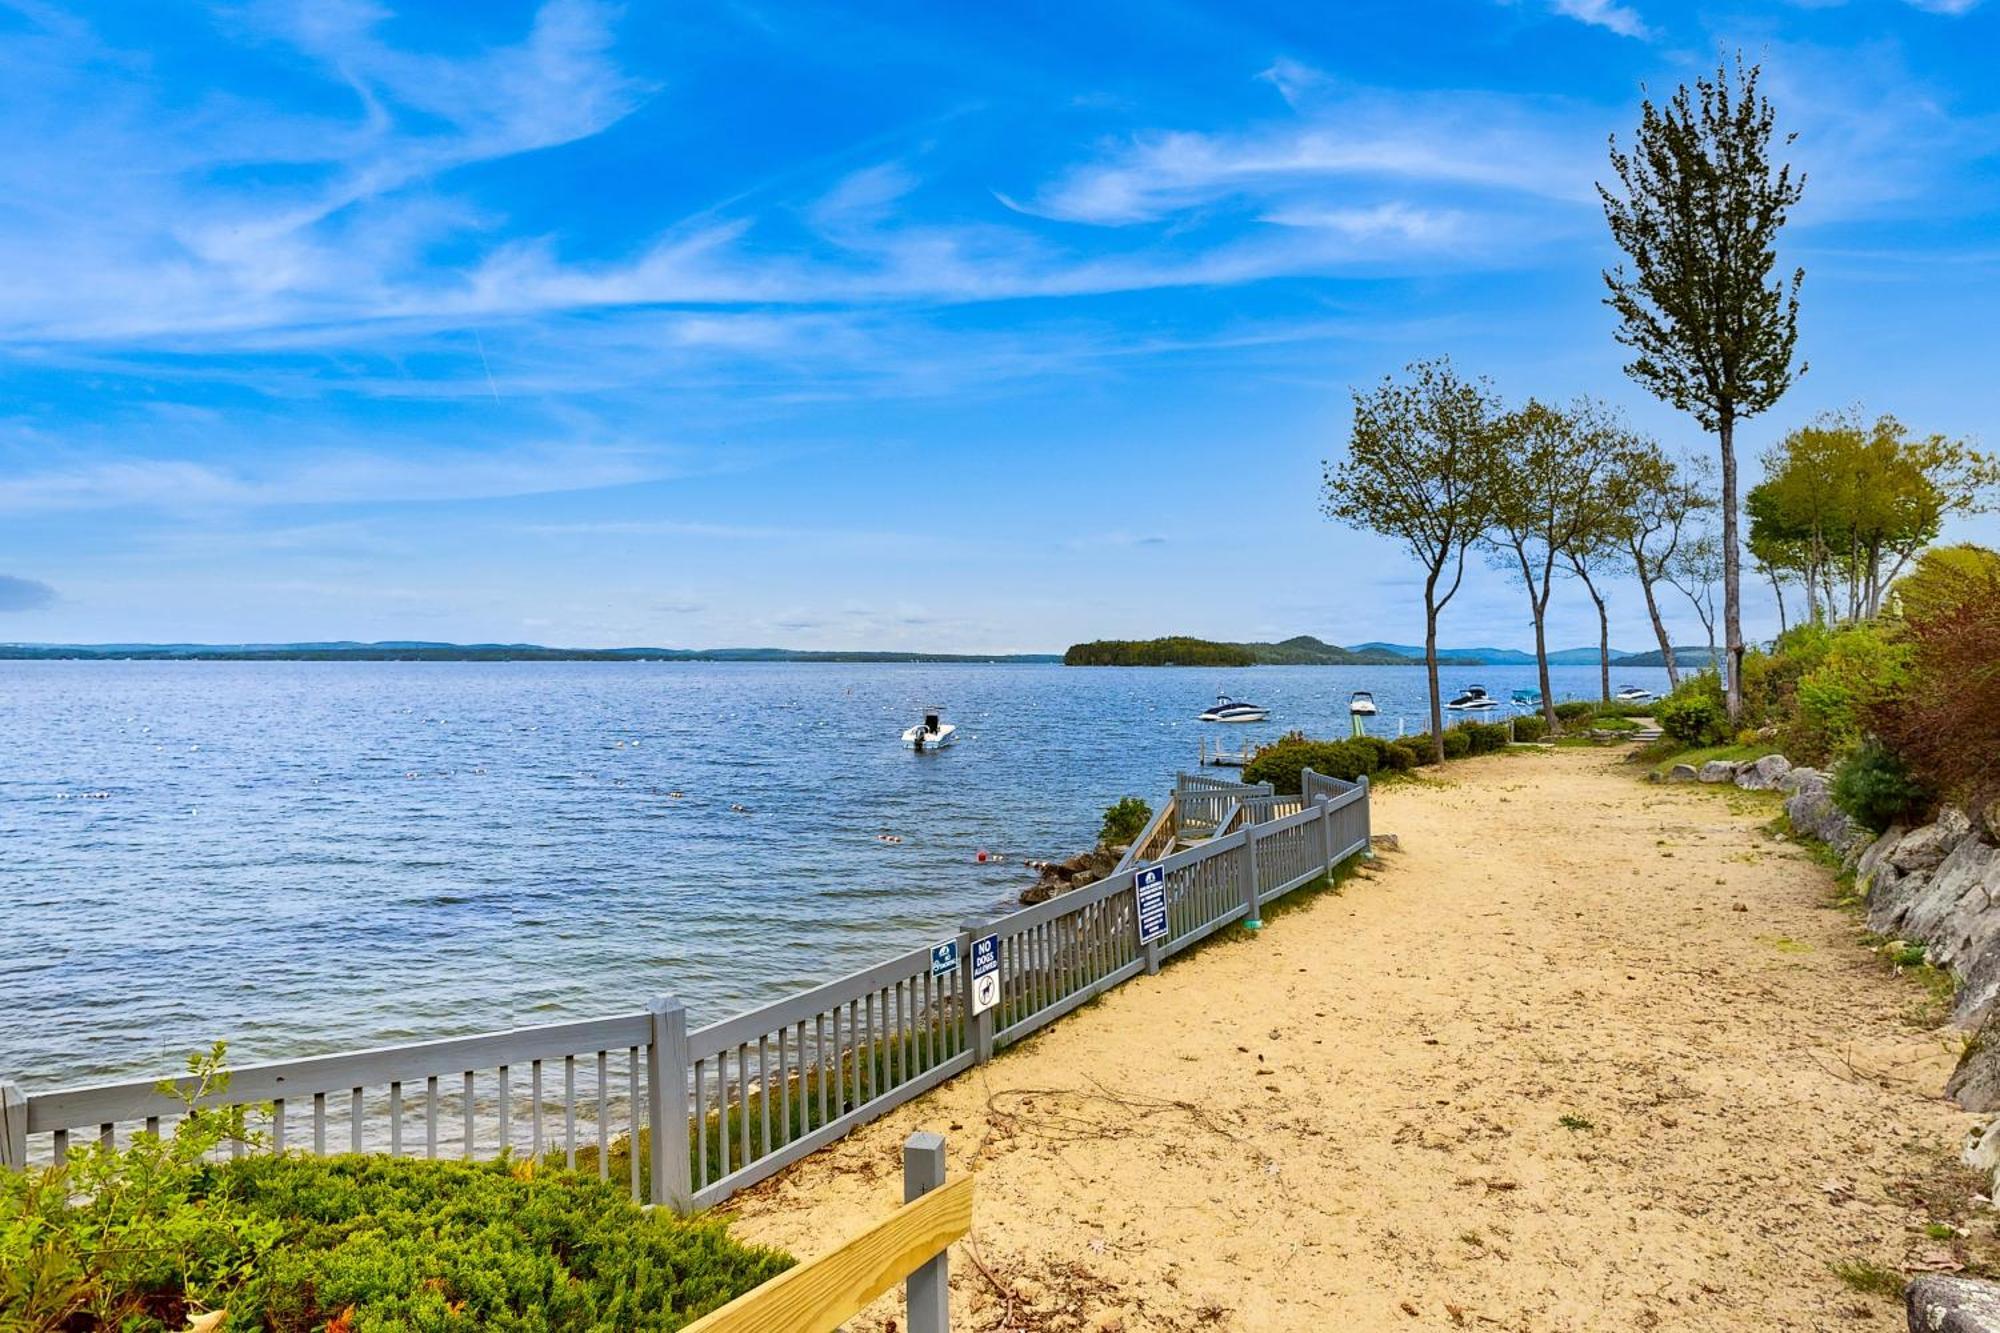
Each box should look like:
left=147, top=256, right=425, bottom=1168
left=1064, top=635, right=1413, bottom=667
left=0, top=641, right=1063, bottom=664
left=1609, top=646, right=1718, bottom=668
left=1347, top=642, right=1640, bottom=666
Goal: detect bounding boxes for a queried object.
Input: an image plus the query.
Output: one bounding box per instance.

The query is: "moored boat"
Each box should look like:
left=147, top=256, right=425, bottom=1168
left=1446, top=685, right=1498, bottom=711
left=1198, top=694, right=1269, bottom=723
left=901, top=710, right=957, bottom=750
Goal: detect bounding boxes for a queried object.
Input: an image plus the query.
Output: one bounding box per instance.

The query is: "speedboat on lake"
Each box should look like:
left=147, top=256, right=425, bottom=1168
left=1510, top=688, right=1542, bottom=709
left=1199, top=694, right=1269, bottom=723
left=1614, top=685, right=1655, bottom=704
left=901, top=710, right=957, bottom=751
left=1446, top=685, right=1499, bottom=712
left=1348, top=690, right=1378, bottom=717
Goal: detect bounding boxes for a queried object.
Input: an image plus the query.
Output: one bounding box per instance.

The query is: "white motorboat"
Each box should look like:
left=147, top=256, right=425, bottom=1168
left=1445, top=685, right=1499, bottom=711
left=901, top=710, right=957, bottom=751
left=1614, top=685, right=1655, bottom=704
left=1348, top=690, right=1379, bottom=716
left=1198, top=694, right=1269, bottom=723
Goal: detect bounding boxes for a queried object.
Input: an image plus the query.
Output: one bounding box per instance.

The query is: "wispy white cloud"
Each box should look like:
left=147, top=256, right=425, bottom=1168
left=0, top=442, right=672, bottom=514
left=1548, top=0, right=1652, bottom=39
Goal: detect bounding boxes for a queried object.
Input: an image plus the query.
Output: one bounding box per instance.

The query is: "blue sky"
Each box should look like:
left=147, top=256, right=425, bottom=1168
left=1, top=0, right=1997, bottom=652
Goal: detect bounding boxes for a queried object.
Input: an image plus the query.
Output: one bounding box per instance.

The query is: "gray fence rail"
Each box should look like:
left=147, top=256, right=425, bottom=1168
left=1, top=770, right=1371, bottom=1212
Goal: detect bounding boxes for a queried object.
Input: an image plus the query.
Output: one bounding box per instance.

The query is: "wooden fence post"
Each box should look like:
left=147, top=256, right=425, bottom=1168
left=1315, top=795, right=1333, bottom=876
left=904, top=1132, right=951, bottom=1332
left=647, top=997, right=693, bottom=1214
left=1242, top=824, right=1262, bottom=931
left=1359, top=776, right=1374, bottom=859
left=960, top=922, right=995, bottom=1065
left=1, top=1081, right=25, bottom=1170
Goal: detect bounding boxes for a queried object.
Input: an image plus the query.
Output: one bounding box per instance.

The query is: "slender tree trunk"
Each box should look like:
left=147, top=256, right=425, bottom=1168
left=1719, top=410, right=1743, bottom=717
left=1532, top=592, right=1556, bottom=728
left=1574, top=562, right=1611, bottom=703
left=1424, top=592, right=1445, bottom=764
left=1635, top=548, right=1680, bottom=689
left=1768, top=568, right=1788, bottom=635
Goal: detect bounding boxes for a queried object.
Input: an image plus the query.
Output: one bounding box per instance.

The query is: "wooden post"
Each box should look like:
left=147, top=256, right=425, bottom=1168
left=1, top=1081, right=25, bottom=1170
left=904, top=1132, right=951, bottom=1333
left=1315, top=796, right=1333, bottom=876
left=1242, top=824, right=1262, bottom=931
left=647, top=997, right=693, bottom=1214
left=1359, top=776, right=1374, bottom=859
left=960, top=922, right=994, bottom=1065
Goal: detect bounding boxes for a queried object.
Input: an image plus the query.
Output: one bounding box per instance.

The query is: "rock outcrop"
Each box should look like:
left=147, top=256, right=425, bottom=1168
left=1909, top=1275, right=2000, bottom=1332
left=1697, top=759, right=1737, bottom=784
left=1021, top=845, right=1123, bottom=905
left=1735, top=754, right=1793, bottom=790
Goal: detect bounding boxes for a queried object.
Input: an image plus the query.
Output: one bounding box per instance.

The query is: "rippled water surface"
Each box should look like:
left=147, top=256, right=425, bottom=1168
left=1, top=659, right=1671, bottom=1089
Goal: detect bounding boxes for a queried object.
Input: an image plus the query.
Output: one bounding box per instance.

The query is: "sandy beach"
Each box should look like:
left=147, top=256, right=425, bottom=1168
left=722, top=746, right=1983, bottom=1331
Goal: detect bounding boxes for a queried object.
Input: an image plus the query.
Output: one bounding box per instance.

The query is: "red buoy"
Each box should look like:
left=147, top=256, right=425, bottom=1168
left=975, top=849, right=989, bottom=863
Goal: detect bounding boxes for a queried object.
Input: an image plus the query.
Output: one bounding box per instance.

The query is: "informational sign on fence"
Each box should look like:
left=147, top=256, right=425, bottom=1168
left=969, top=933, right=1001, bottom=1015
left=929, top=939, right=960, bottom=977
left=1134, top=865, right=1169, bottom=945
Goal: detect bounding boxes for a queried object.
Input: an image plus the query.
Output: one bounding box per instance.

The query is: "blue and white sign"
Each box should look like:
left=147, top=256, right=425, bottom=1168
left=970, top=933, right=1001, bottom=1015
left=929, top=939, right=960, bottom=977
left=1134, top=865, right=1169, bottom=945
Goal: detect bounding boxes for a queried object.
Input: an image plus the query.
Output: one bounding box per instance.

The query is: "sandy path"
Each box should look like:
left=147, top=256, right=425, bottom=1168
left=723, top=747, right=1979, bottom=1331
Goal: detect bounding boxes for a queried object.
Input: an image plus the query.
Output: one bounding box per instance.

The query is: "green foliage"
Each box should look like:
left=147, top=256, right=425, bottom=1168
left=1832, top=741, right=1932, bottom=835
left=1513, top=714, right=1550, bottom=742
left=1553, top=701, right=1595, bottom=722
left=0, top=1047, right=788, bottom=1332
left=1655, top=673, right=1729, bottom=747
left=1243, top=737, right=1379, bottom=792
left=1456, top=722, right=1510, bottom=755
left=1893, top=544, right=2000, bottom=624
left=1872, top=548, right=2000, bottom=809
left=1383, top=742, right=1420, bottom=772
left=1600, top=56, right=1803, bottom=433
left=1062, top=637, right=1254, bottom=667
left=1440, top=729, right=1472, bottom=760
left=1098, top=796, right=1152, bottom=848
left=1786, top=622, right=1910, bottom=764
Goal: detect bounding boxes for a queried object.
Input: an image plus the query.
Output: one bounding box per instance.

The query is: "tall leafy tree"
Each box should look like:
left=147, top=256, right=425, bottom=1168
left=1324, top=358, right=1500, bottom=762
left=1483, top=398, right=1624, bottom=725
left=1600, top=56, right=1804, bottom=721
left=1753, top=411, right=1998, bottom=622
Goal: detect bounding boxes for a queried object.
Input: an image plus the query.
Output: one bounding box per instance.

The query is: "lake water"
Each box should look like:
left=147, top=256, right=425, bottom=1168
left=0, top=659, right=1670, bottom=1090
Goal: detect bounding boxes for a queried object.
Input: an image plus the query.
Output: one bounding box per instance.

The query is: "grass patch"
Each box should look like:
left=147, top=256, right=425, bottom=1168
left=1831, top=1258, right=1906, bottom=1299
left=1557, top=1114, right=1595, bottom=1132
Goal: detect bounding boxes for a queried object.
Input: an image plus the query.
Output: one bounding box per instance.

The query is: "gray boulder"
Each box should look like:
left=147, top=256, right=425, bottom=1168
left=1909, top=1275, right=2000, bottom=1332
left=1734, top=754, right=1793, bottom=790
left=1785, top=774, right=1865, bottom=858
left=1949, top=1029, right=2000, bottom=1112
left=1778, top=766, right=1824, bottom=794
left=1857, top=826, right=1909, bottom=888
left=1892, top=808, right=1975, bottom=875
left=1665, top=763, right=1698, bottom=783
left=1902, top=839, right=2000, bottom=976
left=1697, top=759, right=1739, bottom=784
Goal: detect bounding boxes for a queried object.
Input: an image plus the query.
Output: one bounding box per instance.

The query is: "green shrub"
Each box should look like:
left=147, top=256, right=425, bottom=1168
left=1513, top=714, right=1549, bottom=742
left=1656, top=673, right=1729, bottom=747
left=1553, top=701, right=1596, bottom=722
left=1787, top=623, right=1911, bottom=764
left=1832, top=740, right=1932, bottom=834
left=1440, top=729, right=1471, bottom=760
left=1243, top=736, right=1393, bottom=791
left=1455, top=721, right=1509, bottom=755
left=1403, top=734, right=1440, bottom=765
left=1383, top=741, right=1420, bottom=772
left=0, top=1047, right=789, bottom=1332
left=1099, top=796, right=1152, bottom=847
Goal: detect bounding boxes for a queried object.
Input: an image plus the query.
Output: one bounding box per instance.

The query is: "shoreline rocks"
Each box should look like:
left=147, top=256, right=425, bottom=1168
left=1021, top=845, right=1123, bottom=905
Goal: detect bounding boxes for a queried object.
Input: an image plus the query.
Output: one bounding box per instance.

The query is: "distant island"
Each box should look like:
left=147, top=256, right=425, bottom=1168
left=1064, top=636, right=1411, bottom=667
left=0, top=640, right=1064, bottom=664
left=1063, top=635, right=1686, bottom=668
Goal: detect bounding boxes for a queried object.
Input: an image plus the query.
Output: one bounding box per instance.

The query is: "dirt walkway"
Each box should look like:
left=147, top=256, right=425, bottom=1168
left=724, top=747, right=1981, bottom=1331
